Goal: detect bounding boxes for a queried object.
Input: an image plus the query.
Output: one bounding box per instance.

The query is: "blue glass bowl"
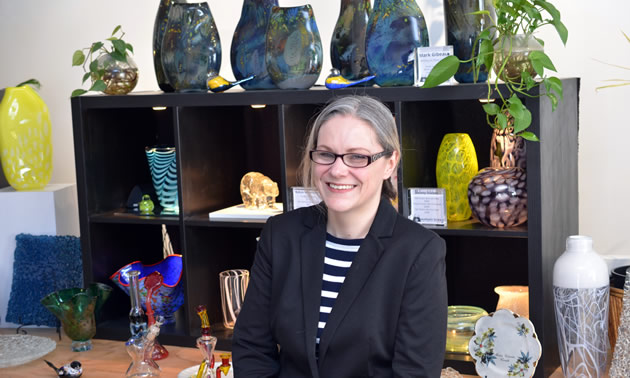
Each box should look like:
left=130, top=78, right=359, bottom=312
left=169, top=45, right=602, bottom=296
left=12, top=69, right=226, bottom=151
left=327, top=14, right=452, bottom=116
left=110, top=254, right=184, bottom=324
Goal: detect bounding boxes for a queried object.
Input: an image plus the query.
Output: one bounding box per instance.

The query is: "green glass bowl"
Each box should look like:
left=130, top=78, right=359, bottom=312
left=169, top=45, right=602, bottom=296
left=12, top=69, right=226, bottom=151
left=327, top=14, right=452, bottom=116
left=446, top=305, right=488, bottom=354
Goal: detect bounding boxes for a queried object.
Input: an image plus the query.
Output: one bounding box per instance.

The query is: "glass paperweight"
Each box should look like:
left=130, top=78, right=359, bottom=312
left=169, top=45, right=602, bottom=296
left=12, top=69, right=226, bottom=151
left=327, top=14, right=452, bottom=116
left=446, top=305, right=488, bottom=354
left=240, top=172, right=279, bottom=210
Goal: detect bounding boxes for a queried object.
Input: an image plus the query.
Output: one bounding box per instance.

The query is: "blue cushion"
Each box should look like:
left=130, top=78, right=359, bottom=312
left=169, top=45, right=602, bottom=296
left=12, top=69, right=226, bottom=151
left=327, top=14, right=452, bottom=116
left=5, top=234, right=83, bottom=326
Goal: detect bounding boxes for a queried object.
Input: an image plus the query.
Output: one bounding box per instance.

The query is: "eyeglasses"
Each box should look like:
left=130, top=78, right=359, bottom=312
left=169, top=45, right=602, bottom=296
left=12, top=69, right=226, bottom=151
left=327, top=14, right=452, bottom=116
left=309, top=150, right=391, bottom=168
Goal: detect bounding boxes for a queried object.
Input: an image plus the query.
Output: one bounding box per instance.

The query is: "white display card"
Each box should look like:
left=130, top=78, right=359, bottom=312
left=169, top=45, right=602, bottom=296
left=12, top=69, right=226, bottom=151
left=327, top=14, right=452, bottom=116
left=291, top=187, right=321, bottom=210
left=408, top=188, right=447, bottom=227
left=413, top=45, right=454, bottom=86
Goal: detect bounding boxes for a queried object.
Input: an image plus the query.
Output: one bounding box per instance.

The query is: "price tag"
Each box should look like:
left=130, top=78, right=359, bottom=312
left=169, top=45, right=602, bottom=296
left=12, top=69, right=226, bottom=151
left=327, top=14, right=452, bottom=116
left=413, top=46, right=455, bottom=86
left=290, top=187, right=321, bottom=210
left=408, top=188, right=447, bottom=227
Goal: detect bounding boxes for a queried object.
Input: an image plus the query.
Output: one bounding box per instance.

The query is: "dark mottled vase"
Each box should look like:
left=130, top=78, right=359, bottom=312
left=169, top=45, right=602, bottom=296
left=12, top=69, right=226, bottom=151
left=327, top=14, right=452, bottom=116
left=265, top=5, right=323, bottom=90
left=366, top=0, right=429, bottom=87
left=161, top=2, right=221, bottom=92
left=468, top=128, right=528, bottom=228
left=445, top=0, right=494, bottom=83
left=153, top=0, right=174, bottom=92
left=231, top=0, right=278, bottom=90
left=331, top=0, right=372, bottom=82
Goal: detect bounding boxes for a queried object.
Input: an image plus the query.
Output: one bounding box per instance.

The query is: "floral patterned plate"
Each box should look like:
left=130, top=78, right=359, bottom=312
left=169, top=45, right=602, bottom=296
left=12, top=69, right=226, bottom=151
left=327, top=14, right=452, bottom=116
left=468, top=309, right=542, bottom=378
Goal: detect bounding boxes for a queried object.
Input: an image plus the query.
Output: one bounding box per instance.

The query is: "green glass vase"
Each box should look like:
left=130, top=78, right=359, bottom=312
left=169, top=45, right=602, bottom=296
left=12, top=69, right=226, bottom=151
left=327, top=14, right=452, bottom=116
left=436, top=133, right=478, bottom=221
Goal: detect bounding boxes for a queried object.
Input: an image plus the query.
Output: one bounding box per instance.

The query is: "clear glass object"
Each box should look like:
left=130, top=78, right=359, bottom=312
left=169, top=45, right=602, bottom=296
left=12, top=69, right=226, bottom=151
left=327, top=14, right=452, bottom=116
left=95, top=54, right=139, bottom=95
left=196, top=305, right=217, bottom=378
left=240, top=172, right=279, bottom=210
left=128, top=270, right=147, bottom=337
left=446, top=305, right=488, bottom=354
left=219, top=269, right=250, bottom=329
left=125, top=316, right=163, bottom=377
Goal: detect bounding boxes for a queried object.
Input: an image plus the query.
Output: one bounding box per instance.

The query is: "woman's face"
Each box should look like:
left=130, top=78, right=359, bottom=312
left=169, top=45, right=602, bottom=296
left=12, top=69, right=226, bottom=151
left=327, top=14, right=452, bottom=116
left=314, top=114, right=398, bottom=218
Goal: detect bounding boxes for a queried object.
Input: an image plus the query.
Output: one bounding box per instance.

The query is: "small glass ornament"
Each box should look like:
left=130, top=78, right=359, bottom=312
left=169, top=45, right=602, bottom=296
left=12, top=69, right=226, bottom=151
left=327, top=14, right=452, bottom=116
left=139, top=195, right=155, bottom=215
left=196, top=305, right=217, bottom=378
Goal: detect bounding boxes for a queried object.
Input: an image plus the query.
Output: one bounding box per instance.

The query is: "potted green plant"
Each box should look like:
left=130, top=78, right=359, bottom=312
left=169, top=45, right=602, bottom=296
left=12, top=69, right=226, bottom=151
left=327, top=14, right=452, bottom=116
left=424, top=0, right=568, bottom=142
left=71, top=25, right=138, bottom=97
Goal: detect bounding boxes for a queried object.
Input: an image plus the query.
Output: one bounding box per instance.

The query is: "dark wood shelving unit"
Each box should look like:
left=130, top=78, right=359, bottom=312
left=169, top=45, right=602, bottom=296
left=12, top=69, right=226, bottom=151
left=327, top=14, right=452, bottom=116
left=71, top=80, right=579, bottom=377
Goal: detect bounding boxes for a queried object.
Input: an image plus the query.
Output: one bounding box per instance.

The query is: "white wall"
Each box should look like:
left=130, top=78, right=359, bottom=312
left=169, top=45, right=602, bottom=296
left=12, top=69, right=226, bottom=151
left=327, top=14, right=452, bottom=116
left=0, top=0, right=628, bottom=256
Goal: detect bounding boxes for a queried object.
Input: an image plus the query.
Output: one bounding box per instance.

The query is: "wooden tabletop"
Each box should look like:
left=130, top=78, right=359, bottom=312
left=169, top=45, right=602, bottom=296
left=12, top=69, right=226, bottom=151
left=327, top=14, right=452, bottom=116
left=0, top=328, right=219, bottom=377
left=0, top=328, right=566, bottom=377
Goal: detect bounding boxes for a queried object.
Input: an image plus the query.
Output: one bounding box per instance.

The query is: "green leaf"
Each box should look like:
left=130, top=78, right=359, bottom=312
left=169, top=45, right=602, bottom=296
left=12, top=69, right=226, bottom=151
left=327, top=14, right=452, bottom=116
left=479, top=29, right=491, bottom=40
left=496, top=113, right=508, bottom=129
left=482, top=103, right=501, bottom=115
left=534, top=0, right=560, bottom=20
left=507, top=93, right=523, bottom=106
left=469, top=10, right=491, bottom=17
left=90, top=42, right=104, bottom=54
left=112, top=39, right=126, bottom=55
left=547, top=92, right=558, bottom=111
left=111, top=25, right=122, bottom=36
left=71, top=89, right=87, bottom=97
left=552, top=20, right=569, bottom=45
left=511, top=104, right=532, bottom=134
left=521, top=71, right=536, bottom=90
left=125, top=43, right=134, bottom=54
left=72, top=50, right=85, bottom=66
left=546, top=76, right=563, bottom=100
left=421, top=55, right=460, bottom=88
left=519, top=131, right=539, bottom=142
left=110, top=50, right=127, bottom=62
left=16, top=79, right=41, bottom=89
left=529, top=50, right=556, bottom=77
left=479, top=39, right=494, bottom=71
left=82, top=72, right=91, bottom=84
left=89, top=80, right=107, bottom=92
left=89, top=59, right=99, bottom=73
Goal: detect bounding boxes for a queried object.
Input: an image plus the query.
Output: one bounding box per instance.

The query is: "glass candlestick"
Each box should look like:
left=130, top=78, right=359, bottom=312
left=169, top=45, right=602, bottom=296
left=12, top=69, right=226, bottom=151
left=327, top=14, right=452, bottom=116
left=125, top=316, right=164, bottom=377
left=128, top=270, right=148, bottom=337
left=196, top=305, right=217, bottom=378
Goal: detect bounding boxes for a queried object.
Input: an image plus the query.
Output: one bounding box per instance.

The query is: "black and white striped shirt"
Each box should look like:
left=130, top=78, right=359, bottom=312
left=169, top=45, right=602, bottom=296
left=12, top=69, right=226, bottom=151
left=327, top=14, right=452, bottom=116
left=316, top=233, right=362, bottom=347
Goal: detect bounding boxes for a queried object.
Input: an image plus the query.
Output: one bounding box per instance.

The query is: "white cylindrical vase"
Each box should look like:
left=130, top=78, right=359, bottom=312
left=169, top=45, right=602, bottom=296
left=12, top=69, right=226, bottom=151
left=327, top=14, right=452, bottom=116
left=553, top=235, right=609, bottom=377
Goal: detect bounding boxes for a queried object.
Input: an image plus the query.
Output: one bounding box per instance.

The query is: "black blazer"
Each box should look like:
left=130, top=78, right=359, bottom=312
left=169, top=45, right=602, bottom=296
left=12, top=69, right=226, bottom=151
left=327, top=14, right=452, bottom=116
left=233, top=198, right=447, bottom=377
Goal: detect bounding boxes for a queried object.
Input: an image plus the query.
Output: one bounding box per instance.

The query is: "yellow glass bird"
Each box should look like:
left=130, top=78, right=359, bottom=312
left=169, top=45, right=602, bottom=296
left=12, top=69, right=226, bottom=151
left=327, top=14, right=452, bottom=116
left=207, top=75, right=255, bottom=93
left=325, top=68, right=375, bottom=89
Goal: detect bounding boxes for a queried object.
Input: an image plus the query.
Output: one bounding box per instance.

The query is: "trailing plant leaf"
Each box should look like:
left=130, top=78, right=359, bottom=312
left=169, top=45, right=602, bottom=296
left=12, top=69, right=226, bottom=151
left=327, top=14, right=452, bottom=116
left=71, top=89, right=87, bottom=97
left=82, top=72, right=91, bottom=84
left=529, top=50, right=556, bottom=77
left=90, top=80, right=107, bottom=92
left=112, top=25, right=122, bottom=36
left=520, top=131, right=539, bottom=141
left=90, top=42, right=104, bottom=54
left=72, top=50, right=85, bottom=66
left=483, top=103, right=500, bottom=115
left=546, top=77, right=563, bottom=100
left=16, top=79, right=41, bottom=89
left=496, top=113, right=508, bottom=130
left=421, top=55, right=460, bottom=88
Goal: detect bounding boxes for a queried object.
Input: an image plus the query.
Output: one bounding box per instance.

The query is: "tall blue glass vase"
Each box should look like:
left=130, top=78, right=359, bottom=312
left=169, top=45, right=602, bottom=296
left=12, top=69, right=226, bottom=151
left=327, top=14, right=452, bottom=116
left=152, top=0, right=174, bottom=92
left=145, top=146, right=179, bottom=214
left=445, top=0, right=494, bottom=83
left=366, top=0, right=429, bottom=87
left=230, top=0, right=278, bottom=90
left=331, top=0, right=371, bottom=82
left=265, top=5, right=323, bottom=90
left=161, top=2, right=221, bottom=92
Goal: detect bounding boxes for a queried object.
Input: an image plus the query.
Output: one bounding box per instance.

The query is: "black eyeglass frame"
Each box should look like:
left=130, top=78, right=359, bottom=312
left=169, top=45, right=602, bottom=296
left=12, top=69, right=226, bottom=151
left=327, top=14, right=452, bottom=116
left=309, top=150, right=392, bottom=168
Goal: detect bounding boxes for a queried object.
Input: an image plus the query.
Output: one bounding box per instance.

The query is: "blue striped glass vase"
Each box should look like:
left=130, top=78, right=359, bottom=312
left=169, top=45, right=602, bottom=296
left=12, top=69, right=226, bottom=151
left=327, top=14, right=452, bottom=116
left=145, top=146, right=179, bottom=214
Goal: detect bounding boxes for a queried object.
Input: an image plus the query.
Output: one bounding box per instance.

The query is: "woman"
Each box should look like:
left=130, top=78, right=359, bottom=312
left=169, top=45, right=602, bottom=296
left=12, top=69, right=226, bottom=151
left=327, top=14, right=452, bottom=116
left=233, top=95, right=447, bottom=377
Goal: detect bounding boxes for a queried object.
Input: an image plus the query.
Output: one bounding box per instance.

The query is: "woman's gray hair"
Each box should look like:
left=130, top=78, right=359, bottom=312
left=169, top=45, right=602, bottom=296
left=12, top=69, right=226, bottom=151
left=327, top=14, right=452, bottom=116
left=298, top=95, right=401, bottom=201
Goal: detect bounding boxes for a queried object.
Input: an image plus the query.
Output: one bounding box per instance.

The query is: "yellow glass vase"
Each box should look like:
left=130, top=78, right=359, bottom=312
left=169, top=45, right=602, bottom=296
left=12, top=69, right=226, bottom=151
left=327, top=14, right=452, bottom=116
left=0, top=86, right=52, bottom=190
left=436, top=133, right=478, bottom=221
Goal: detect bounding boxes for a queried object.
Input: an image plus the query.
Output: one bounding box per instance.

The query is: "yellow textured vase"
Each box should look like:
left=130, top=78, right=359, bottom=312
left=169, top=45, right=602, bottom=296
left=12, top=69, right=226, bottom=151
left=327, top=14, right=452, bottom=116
left=436, top=133, right=478, bottom=221
left=0, top=86, right=52, bottom=190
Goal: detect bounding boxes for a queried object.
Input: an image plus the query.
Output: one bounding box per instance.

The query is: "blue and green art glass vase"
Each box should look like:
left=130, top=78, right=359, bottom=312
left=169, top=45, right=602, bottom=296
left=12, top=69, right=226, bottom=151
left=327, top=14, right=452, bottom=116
left=145, top=146, right=179, bottom=214
left=161, top=1, right=221, bottom=92
left=265, top=5, right=323, bottom=89
left=445, top=0, right=494, bottom=83
left=152, top=0, right=174, bottom=92
left=331, top=0, right=372, bottom=82
left=231, top=0, right=278, bottom=90
left=366, top=0, right=429, bottom=87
